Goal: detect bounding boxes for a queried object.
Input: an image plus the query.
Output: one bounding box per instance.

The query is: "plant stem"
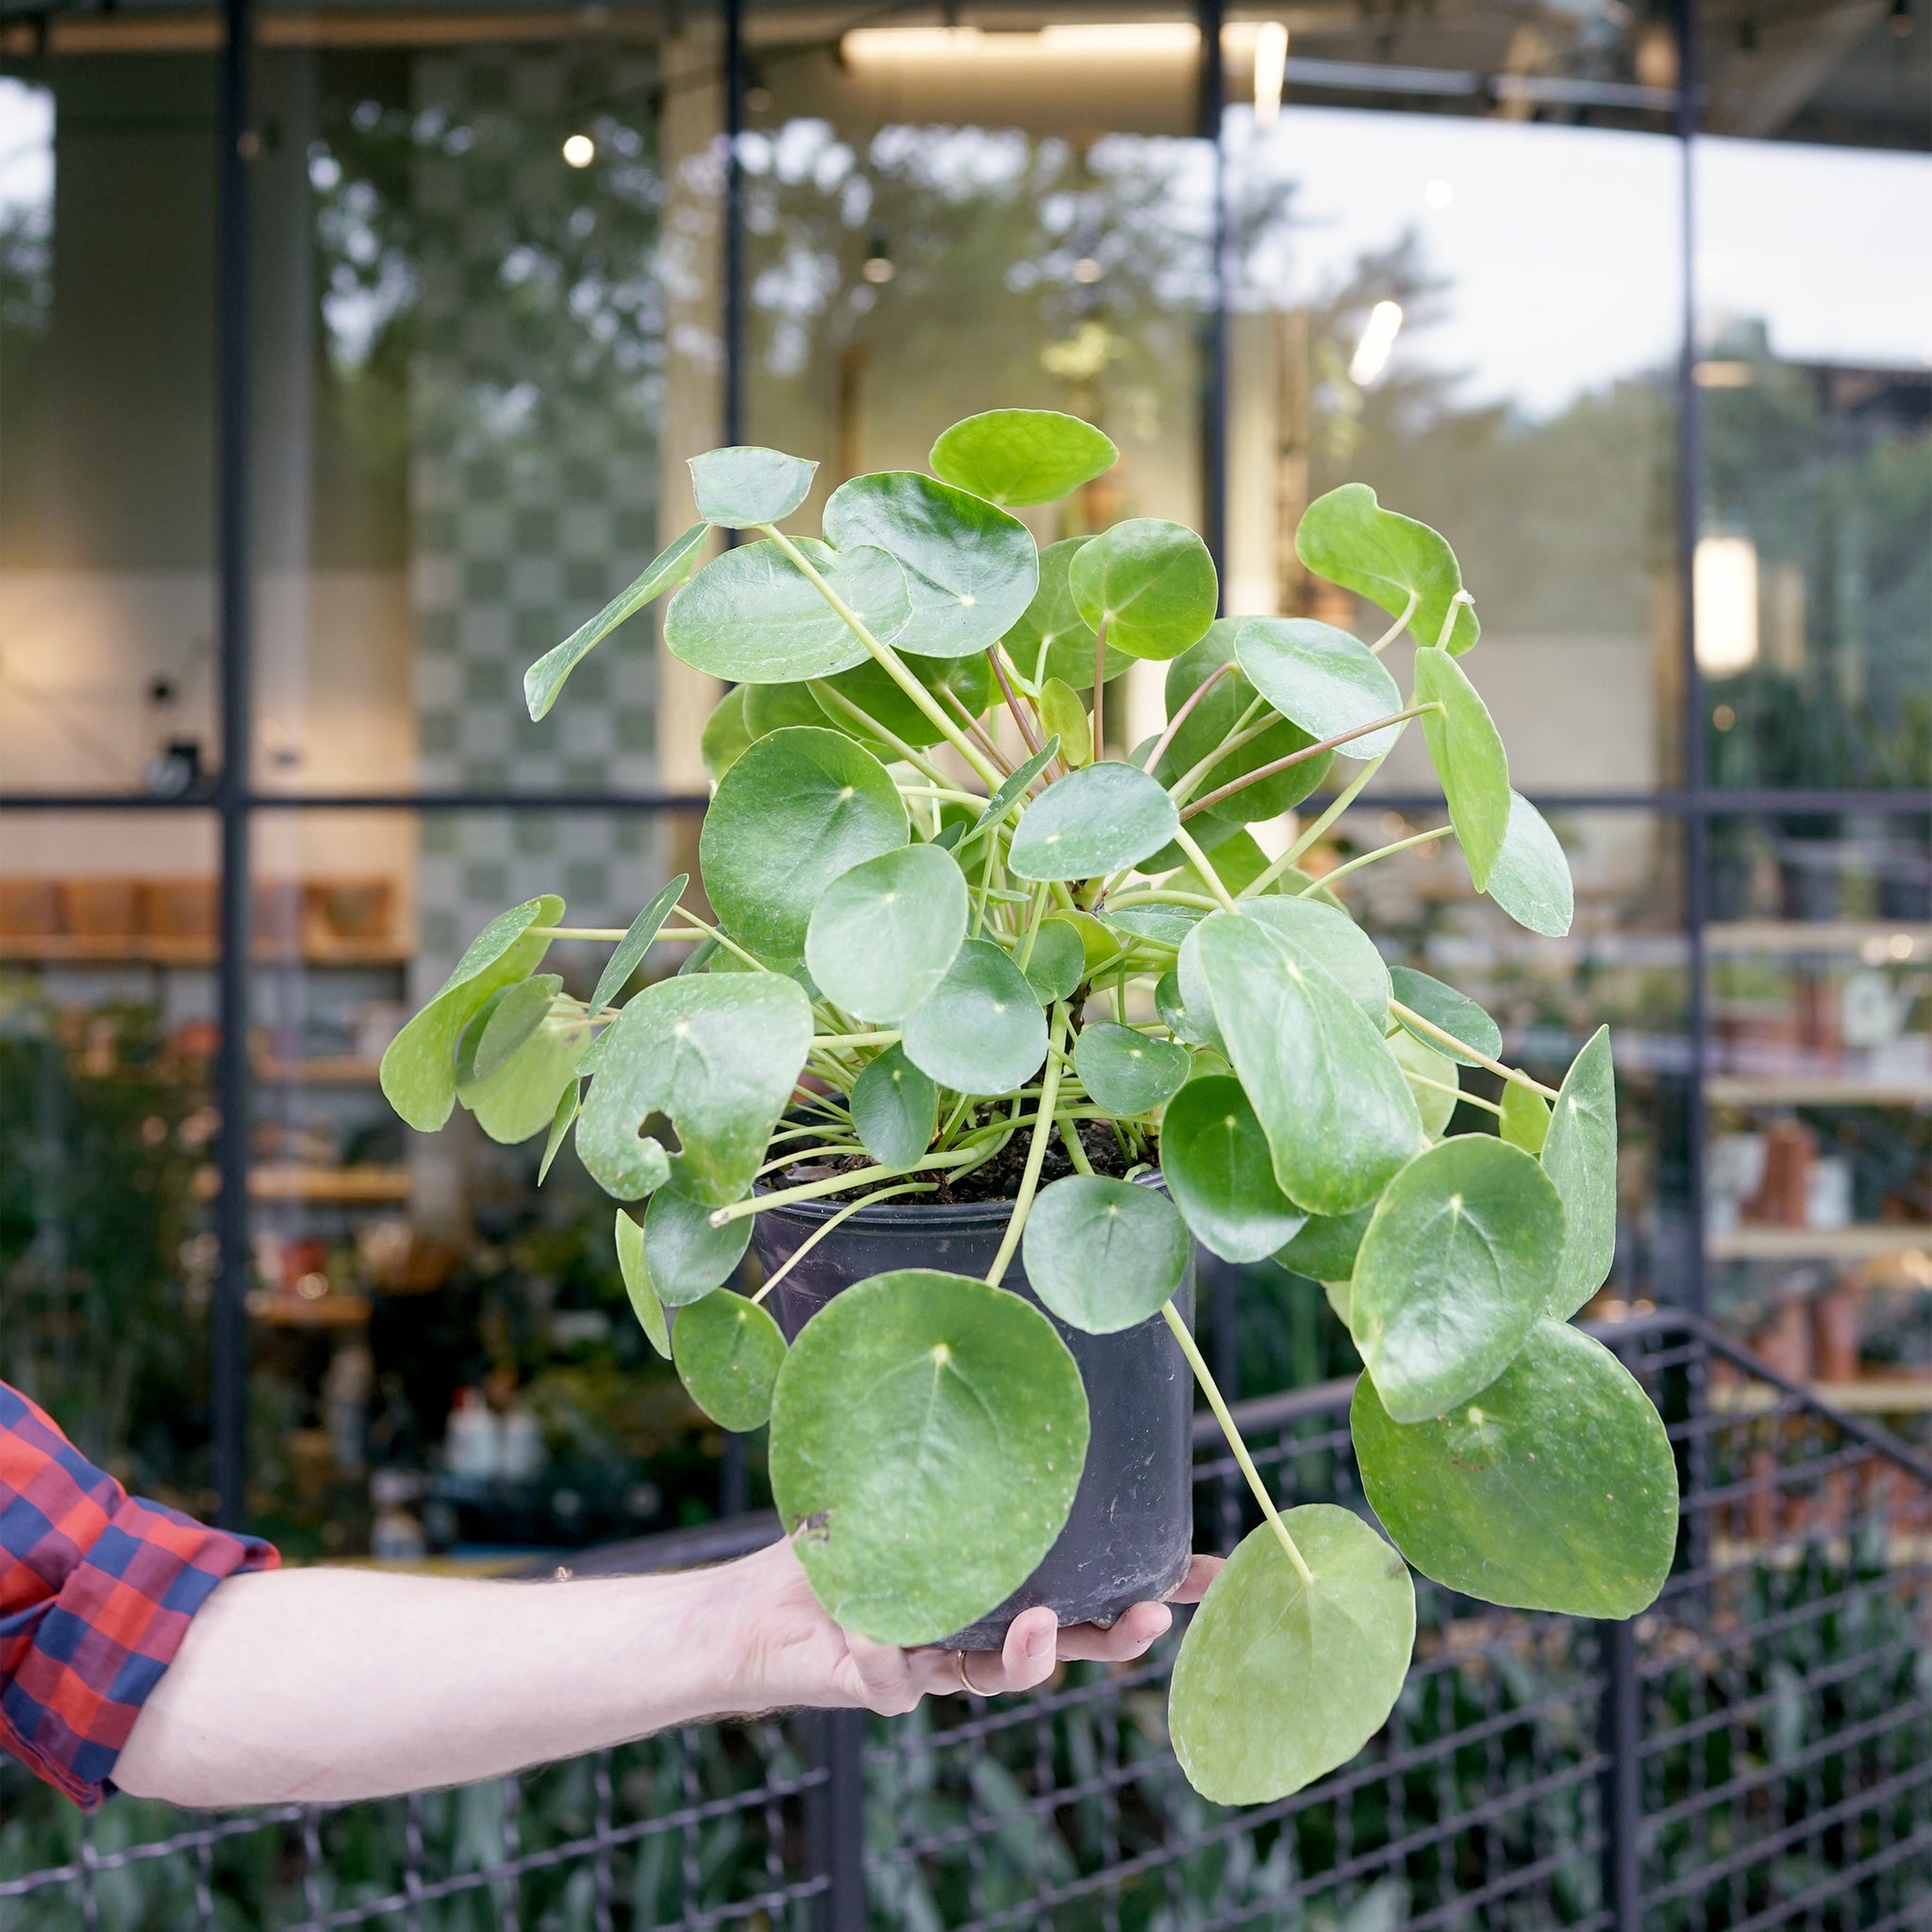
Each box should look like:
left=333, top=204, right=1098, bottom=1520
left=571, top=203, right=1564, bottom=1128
left=987, top=648, right=1044, bottom=760
left=1300, top=824, right=1454, bottom=893
left=1159, top=1301, right=1313, bottom=1587
left=813, top=1029, right=901, bottom=1048
left=939, top=683, right=1016, bottom=777
left=1368, top=591, right=1419, bottom=655
left=1388, top=999, right=1561, bottom=1100
left=708, top=1150, right=984, bottom=1225
left=1169, top=825, right=1241, bottom=913
left=896, top=784, right=993, bottom=808
left=1014, top=881, right=1050, bottom=970
left=1166, top=715, right=1281, bottom=808
left=984, top=1004, right=1069, bottom=1285
left=532, top=926, right=628, bottom=941
left=1433, top=591, right=1474, bottom=650
left=1090, top=623, right=1108, bottom=759
left=761, top=525, right=1004, bottom=789
left=1240, top=757, right=1386, bottom=900
left=751, top=1181, right=935, bottom=1304
left=1180, top=704, right=1439, bottom=822
left=1058, top=1118, right=1094, bottom=1174
left=1140, top=660, right=1239, bottom=776
left=808, top=681, right=951, bottom=789
left=1404, top=1073, right=1503, bottom=1117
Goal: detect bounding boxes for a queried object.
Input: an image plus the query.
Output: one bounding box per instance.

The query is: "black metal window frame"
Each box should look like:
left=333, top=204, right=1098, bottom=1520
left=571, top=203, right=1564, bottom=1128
left=0, top=0, right=1927, bottom=1533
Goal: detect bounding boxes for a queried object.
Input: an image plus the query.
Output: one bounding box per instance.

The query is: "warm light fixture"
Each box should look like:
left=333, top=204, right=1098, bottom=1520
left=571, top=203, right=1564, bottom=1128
left=1072, top=257, right=1103, bottom=284
left=1347, top=300, right=1404, bottom=386
left=1694, top=535, right=1760, bottom=675
left=1253, top=21, right=1288, bottom=127
left=861, top=236, right=895, bottom=284
left=842, top=22, right=1200, bottom=64
left=561, top=133, right=595, bottom=168
left=1693, top=359, right=1755, bottom=388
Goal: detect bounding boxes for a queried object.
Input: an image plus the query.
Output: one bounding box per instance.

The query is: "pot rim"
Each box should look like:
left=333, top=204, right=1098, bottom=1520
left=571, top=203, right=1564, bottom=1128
left=751, top=1167, right=1166, bottom=1231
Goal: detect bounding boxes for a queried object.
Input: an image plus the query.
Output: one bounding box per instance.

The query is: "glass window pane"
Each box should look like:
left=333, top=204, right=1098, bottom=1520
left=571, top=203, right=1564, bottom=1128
left=0, top=56, right=220, bottom=796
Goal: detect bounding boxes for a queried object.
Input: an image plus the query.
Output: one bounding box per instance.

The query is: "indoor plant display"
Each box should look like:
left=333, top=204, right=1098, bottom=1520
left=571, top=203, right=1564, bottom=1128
left=380, top=410, right=1678, bottom=1806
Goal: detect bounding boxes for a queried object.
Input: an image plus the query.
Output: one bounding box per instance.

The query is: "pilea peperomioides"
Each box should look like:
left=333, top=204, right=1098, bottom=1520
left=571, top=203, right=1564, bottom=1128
left=381, top=410, right=1677, bottom=1807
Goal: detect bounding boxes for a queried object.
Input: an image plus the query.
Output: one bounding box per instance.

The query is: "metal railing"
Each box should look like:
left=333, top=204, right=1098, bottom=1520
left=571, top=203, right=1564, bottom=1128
left=6, top=1310, right=1931, bottom=1930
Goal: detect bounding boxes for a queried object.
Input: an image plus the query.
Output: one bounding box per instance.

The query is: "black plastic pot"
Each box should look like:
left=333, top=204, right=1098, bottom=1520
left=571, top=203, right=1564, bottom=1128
left=752, top=1187, right=1195, bottom=1650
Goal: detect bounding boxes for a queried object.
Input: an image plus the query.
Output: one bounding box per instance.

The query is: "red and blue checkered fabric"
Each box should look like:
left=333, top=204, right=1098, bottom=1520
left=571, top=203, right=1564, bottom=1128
left=1, top=1381, right=277, bottom=1807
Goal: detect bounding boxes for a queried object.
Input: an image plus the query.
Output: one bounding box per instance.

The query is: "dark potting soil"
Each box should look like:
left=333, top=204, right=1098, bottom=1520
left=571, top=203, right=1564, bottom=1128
left=776, top=1116, right=1137, bottom=1205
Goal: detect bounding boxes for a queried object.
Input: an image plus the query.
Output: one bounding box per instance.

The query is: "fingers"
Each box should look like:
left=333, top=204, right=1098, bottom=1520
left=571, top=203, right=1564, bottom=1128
left=1053, top=1599, right=1172, bottom=1661
left=1166, top=1554, right=1225, bottom=1605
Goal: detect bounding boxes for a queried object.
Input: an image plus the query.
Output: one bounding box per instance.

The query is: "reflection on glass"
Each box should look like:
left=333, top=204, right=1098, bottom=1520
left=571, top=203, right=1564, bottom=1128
left=1695, top=138, right=1932, bottom=791
left=0, top=66, right=219, bottom=795
left=1227, top=106, right=1682, bottom=794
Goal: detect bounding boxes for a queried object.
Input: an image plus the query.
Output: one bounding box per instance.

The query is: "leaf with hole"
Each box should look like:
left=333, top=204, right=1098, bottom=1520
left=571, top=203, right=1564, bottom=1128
left=1161, top=1074, right=1308, bottom=1263
left=1186, top=912, right=1420, bottom=1215
left=1414, top=648, right=1510, bottom=891
left=1069, top=519, right=1217, bottom=662
left=1019, top=918, right=1088, bottom=1007
left=1021, top=1177, right=1191, bottom=1334
left=1486, top=791, right=1574, bottom=938
left=1275, top=1203, right=1375, bottom=1283
left=1294, top=483, right=1478, bottom=655
left=824, top=472, right=1038, bottom=658
left=849, top=1044, right=939, bottom=1169
left=675, top=1289, right=787, bottom=1430
left=525, top=524, right=708, bottom=721
left=1003, top=540, right=1129, bottom=691
left=805, top=843, right=968, bottom=1024
left=700, top=727, right=908, bottom=967
left=644, top=1182, right=755, bottom=1307
left=929, top=408, right=1118, bottom=507
left=1389, top=966, right=1501, bottom=1069
left=1074, top=1022, right=1190, bottom=1115
left=666, top=538, right=909, bottom=683
left=689, top=445, right=816, bottom=527
left=901, top=939, right=1048, bottom=1095
left=1235, top=617, right=1409, bottom=760
left=576, top=972, right=812, bottom=1204
left=769, top=1269, right=1089, bottom=1642
left=1039, top=678, right=1091, bottom=767
left=1388, top=1028, right=1458, bottom=1140
left=1352, top=1319, right=1676, bottom=1617
left=1169, top=1507, right=1415, bottom=1806
left=1499, top=1081, right=1551, bottom=1155
left=1350, top=1135, right=1566, bottom=1424
left=615, top=1209, right=671, bottom=1358
left=1008, top=762, right=1179, bottom=881
left=381, top=896, right=562, bottom=1132
left=1541, top=1025, right=1616, bottom=1319
left=590, top=875, right=690, bottom=1021
left=1244, top=897, right=1391, bottom=1030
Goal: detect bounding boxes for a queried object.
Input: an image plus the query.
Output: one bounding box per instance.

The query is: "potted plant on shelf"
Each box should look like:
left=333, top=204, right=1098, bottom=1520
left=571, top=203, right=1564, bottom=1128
left=379, top=409, right=1678, bottom=1806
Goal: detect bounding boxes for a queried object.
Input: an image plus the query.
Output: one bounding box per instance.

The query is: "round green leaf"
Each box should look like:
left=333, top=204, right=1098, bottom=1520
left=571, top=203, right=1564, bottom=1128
left=1002, top=539, right=1130, bottom=691
left=1098, top=903, right=1203, bottom=950
left=805, top=843, right=968, bottom=1024
left=1069, top=519, right=1217, bottom=661
left=701, top=685, right=754, bottom=780
left=849, top=1044, right=939, bottom=1168
left=458, top=1009, right=588, bottom=1145
left=689, top=445, right=816, bottom=527
left=1414, top=648, right=1510, bottom=891
left=1294, top=482, right=1479, bottom=656
left=742, top=679, right=830, bottom=739
left=675, top=1289, right=788, bottom=1430
left=701, top=727, right=908, bottom=966
left=1019, top=918, right=1088, bottom=1008
left=1235, top=616, right=1408, bottom=759
left=1499, top=1080, right=1551, bottom=1155
left=525, top=523, right=708, bottom=722
left=1275, top=1204, right=1374, bottom=1283
left=1388, top=1028, right=1458, bottom=1140
left=381, top=896, right=562, bottom=1131
left=1350, top=1136, right=1567, bottom=1424
left=1161, top=1075, right=1308, bottom=1263
left=1541, top=1025, right=1616, bottom=1320
left=1186, top=912, right=1420, bottom=1215
left=1389, top=966, right=1501, bottom=1069
left=644, top=1182, right=755, bottom=1307
left=464, top=973, right=562, bottom=1081
left=1245, top=898, right=1391, bottom=1030
left=1039, top=677, right=1092, bottom=767
left=929, top=408, right=1118, bottom=508
left=1352, top=1319, right=1677, bottom=1618
left=1486, top=791, right=1574, bottom=938
left=615, top=1209, right=671, bottom=1357
left=590, top=875, right=690, bottom=1021
left=666, top=538, right=909, bottom=683
left=1169, top=1507, right=1415, bottom=1806
left=812, top=650, right=994, bottom=755
left=901, top=938, right=1047, bottom=1095
left=1008, top=762, right=1180, bottom=882
left=577, top=972, right=812, bottom=1204
left=1021, top=1177, right=1190, bottom=1334
left=769, top=1269, right=1090, bottom=1642
left=823, top=471, right=1038, bottom=658
left=1073, top=1022, right=1189, bottom=1115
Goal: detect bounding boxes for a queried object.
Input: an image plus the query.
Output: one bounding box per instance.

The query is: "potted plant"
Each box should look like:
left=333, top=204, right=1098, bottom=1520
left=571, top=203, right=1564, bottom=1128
left=380, top=409, right=1677, bottom=1806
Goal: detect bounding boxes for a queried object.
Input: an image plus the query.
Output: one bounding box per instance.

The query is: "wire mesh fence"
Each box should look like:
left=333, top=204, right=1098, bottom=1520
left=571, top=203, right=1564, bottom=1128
left=5, top=1310, right=1929, bottom=1931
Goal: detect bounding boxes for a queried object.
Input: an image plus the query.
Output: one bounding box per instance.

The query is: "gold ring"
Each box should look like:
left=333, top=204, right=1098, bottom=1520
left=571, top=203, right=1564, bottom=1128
left=956, top=1650, right=992, bottom=1697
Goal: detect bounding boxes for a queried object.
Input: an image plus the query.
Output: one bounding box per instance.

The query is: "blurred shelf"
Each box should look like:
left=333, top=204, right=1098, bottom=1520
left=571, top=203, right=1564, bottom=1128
left=1712, top=1535, right=1932, bottom=1570
left=0, top=936, right=409, bottom=966
left=1707, top=1074, right=1932, bottom=1107
left=257, top=1058, right=385, bottom=1085
left=1703, top=921, right=1932, bottom=957
left=195, top=1164, right=412, bottom=1203
left=1707, top=1225, right=1932, bottom=1261
left=246, top=1290, right=372, bottom=1328
left=1711, top=1379, right=1932, bottom=1415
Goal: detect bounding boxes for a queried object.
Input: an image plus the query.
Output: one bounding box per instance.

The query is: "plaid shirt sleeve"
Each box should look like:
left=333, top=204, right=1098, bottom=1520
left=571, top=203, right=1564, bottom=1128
left=1, top=1381, right=278, bottom=1808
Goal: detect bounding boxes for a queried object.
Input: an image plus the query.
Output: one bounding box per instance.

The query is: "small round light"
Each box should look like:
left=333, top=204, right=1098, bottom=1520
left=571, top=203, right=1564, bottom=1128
left=1073, top=257, right=1103, bottom=284
left=861, top=255, right=895, bottom=284
left=1889, top=933, right=1915, bottom=960
left=1711, top=703, right=1736, bottom=731
left=296, top=1272, right=330, bottom=1301
left=561, top=134, right=595, bottom=169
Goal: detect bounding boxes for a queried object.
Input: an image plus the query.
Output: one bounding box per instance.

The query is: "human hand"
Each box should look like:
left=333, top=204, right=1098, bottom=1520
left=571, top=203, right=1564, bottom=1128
left=716, top=1536, right=1224, bottom=1718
